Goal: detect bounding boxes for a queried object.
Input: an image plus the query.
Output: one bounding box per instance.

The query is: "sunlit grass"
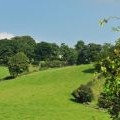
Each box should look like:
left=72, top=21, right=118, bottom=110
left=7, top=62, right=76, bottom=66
left=0, top=65, right=110, bottom=120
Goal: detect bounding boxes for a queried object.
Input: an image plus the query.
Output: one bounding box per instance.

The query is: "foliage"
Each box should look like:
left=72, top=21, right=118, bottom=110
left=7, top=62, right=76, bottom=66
left=94, top=62, right=101, bottom=72
left=98, top=46, right=120, bottom=119
left=40, top=60, right=67, bottom=68
left=0, top=36, right=36, bottom=65
left=77, top=43, right=101, bottom=64
left=72, top=83, right=94, bottom=103
left=98, top=17, right=120, bottom=119
left=60, top=43, right=77, bottom=65
left=0, top=39, right=14, bottom=65
left=35, top=42, right=59, bottom=61
left=98, top=92, right=112, bottom=109
left=0, top=35, right=107, bottom=68
left=11, top=36, right=36, bottom=61
left=67, top=48, right=78, bottom=65
left=8, top=52, right=29, bottom=77
left=75, top=40, right=85, bottom=51
left=99, top=17, right=120, bottom=31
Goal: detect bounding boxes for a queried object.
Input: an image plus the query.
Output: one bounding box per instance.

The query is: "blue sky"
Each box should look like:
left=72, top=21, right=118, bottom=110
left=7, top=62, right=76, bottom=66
left=0, top=0, right=120, bottom=46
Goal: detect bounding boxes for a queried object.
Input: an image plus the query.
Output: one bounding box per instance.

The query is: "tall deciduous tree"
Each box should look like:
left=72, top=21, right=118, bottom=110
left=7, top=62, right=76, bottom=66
left=11, top=36, right=36, bottom=61
left=77, top=43, right=101, bottom=64
left=60, top=43, right=77, bottom=65
left=0, top=36, right=36, bottom=65
left=75, top=40, right=85, bottom=52
left=35, top=42, right=59, bottom=61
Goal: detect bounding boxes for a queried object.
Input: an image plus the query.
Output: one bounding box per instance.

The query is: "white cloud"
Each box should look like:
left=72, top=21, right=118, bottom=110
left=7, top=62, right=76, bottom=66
left=0, top=32, right=14, bottom=40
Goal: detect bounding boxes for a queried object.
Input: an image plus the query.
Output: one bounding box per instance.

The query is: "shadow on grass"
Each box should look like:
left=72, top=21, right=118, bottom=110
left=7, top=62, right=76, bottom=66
left=82, top=68, right=95, bottom=74
left=70, top=98, right=90, bottom=105
left=0, top=76, right=15, bottom=81
left=69, top=98, right=80, bottom=104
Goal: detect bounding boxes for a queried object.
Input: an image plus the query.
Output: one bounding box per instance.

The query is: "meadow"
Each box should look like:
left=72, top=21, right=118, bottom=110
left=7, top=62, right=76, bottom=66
left=0, top=65, right=110, bottom=120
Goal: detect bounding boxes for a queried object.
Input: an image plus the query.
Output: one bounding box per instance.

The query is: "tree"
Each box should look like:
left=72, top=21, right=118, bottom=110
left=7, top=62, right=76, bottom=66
left=77, top=43, right=101, bottom=64
left=0, top=39, right=14, bottom=65
left=67, top=48, right=78, bottom=65
left=11, top=36, right=36, bottom=62
left=75, top=40, right=85, bottom=52
left=100, top=43, right=113, bottom=60
left=0, top=36, right=36, bottom=65
left=60, top=43, right=77, bottom=65
left=77, top=45, right=90, bottom=64
left=35, top=42, right=59, bottom=61
left=98, top=47, right=120, bottom=119
left=8, top=52, right=29, bottom=78
left=98, top=17, right=120, bottom=120
left=60, top=43, right=70, bottom=62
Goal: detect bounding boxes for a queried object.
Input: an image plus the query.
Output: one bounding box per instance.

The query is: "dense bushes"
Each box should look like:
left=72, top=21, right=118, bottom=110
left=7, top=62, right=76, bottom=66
left=94, top=62, right=101, bottom=73
left=40, top=60, right=67, bottom=68
left=98, top=92, right=112, bottom=109
left=72, top=83, right=94, bottom=103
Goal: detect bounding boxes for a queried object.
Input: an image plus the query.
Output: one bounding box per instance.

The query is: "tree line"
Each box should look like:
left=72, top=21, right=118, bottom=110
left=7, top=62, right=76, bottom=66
left=0, top=35, right=105, bottom=65
left=0, top=35, right=118, bottom=77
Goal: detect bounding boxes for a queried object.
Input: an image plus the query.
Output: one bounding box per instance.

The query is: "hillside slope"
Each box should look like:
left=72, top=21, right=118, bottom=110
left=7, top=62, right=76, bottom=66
left=0, top=65, right=110, bottom=120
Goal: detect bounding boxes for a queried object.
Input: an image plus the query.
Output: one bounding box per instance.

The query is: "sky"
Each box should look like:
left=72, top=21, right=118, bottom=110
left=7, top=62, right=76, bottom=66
left=0, top=0, right=120, bottom=46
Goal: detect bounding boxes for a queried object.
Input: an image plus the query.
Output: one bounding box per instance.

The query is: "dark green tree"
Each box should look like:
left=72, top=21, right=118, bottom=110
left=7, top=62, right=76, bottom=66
left=8, top=52, right=29, bottom=78
left=77, top=45, right=89, bottom=64
left=0, top=36, right=36, bottom=65
left=67, top=48, right=78, bottom=65
left=11, top=36, right=36, bottom=61
left=35, top=42, right=59, bottom=61
left=75, top=40, right=85, bottom=52
left=60, top=43, right=77, bottom=65
left=0, top=39, right=14, bottom=65
left=77, top=43, right=101, bottom=64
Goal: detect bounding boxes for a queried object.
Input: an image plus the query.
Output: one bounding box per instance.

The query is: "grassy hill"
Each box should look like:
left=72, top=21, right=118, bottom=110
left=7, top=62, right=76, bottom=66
left=0, top=65, right=110, bottom=120
left=0, top=66, right=9, bottom=80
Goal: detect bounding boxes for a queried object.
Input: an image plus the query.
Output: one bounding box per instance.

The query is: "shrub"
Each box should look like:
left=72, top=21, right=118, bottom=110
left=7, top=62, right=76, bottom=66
left=98, top=92, right=112, bottom=109
left=72, top=84, right=94, bottom=103
left=31, top=60, right=40, bottom=66
left=40, top=60, right=67, bottom=68
left=94, top=62, right=101, bottom=72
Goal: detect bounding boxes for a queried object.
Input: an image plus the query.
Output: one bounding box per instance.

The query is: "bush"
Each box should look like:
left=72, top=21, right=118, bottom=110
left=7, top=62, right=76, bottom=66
left=94, top=62, right=101, bottom=72
left=40, top=60, right=67, bottom=68
left=31, top=60, right=40, bottom=66
left=98, top=92, right=112, bottom=109
left=72, top=84, right=94, bottom=103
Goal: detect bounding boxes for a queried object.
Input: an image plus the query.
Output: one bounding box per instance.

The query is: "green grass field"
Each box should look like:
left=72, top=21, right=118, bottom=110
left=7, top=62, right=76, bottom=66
left=0, top=67, right=9, bottom=80
left=0, top=65, right=110, bottom=120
